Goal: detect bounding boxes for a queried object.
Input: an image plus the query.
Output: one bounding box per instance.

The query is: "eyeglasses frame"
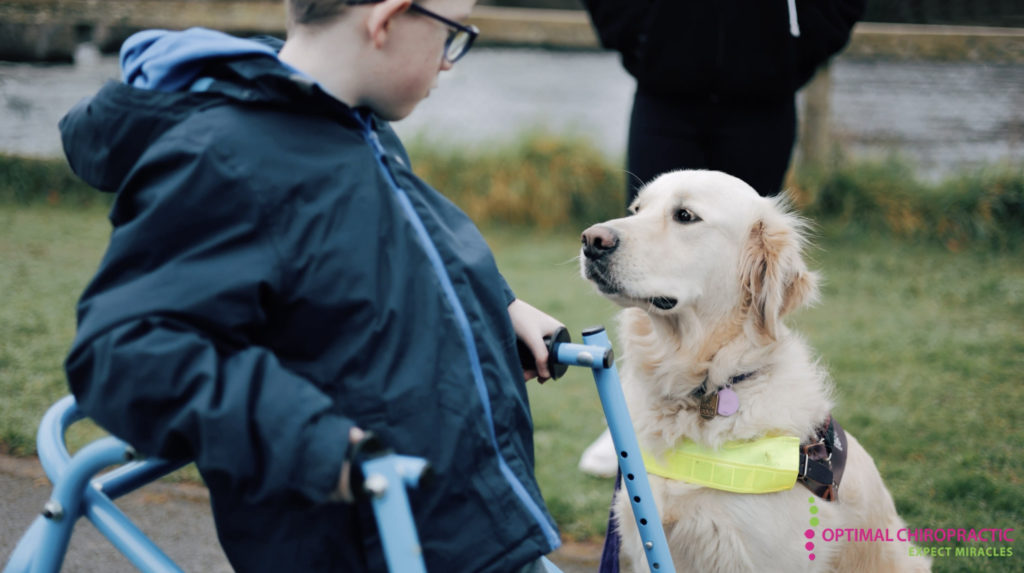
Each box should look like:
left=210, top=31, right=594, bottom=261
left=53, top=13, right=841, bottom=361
left=344, top=1, right=480, bottom=63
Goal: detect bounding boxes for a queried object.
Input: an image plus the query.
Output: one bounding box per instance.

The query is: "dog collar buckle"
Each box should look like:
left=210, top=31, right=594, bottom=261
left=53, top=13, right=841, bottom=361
left=694, top=373, right=752, bottom=420
left=699, top=392, right=719, bottom=420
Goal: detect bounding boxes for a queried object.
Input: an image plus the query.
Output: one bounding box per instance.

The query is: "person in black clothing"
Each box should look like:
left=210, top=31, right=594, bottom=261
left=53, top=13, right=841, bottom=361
left=582, top=0, right=866, bottom=201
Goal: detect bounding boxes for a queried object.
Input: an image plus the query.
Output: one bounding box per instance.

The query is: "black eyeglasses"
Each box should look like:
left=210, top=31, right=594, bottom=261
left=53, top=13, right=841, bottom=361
left=345, top=1, right=479, bottom=63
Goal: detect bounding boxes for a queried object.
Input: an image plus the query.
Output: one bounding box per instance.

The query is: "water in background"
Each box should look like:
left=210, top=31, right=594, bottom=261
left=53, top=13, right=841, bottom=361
left=1, top=45, right=1022, bottom=179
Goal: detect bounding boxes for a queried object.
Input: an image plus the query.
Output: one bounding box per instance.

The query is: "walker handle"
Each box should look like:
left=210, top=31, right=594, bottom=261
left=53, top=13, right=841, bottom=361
left=516, top=326, right=571, bottom=380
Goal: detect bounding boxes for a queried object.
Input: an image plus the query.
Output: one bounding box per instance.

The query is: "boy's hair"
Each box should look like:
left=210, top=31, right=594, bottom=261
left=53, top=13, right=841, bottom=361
left=286, top=0, right=352, bottom=26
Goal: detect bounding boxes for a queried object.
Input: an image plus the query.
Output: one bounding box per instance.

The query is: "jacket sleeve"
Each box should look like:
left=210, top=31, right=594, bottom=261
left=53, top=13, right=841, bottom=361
left=580, top=0, right=651, bottom=53
left=794, top=0, right=867, bottom=86
left=500, top=275, right=516, bottom=306
left=65, top=144, right=351, bottom=505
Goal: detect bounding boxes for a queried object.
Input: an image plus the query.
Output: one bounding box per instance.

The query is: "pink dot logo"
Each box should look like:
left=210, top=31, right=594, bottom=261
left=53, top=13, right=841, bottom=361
left=806, top=497, right=819, bottom=561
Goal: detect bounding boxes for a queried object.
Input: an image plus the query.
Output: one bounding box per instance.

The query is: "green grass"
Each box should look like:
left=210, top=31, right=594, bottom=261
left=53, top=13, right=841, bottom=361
left=791, top=231, right=1023, bottom=573
left=0, top=205, right=111, bottom=453
left=2, top=204, right=1022, bottom=572
left=503, top=224, right=1024, bottom=573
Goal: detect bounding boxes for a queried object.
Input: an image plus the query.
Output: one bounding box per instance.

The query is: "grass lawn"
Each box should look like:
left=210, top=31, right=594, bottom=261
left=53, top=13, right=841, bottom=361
left=0, top=205, right=111, bottom=453
left=1, top=204, right=1021, bottom=572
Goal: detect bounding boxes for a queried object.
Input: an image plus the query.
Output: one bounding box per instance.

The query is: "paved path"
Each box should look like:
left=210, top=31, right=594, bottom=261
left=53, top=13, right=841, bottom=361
left=0, top=455, right=232, bottom=572
left=0, top=455, right=602, bottom=572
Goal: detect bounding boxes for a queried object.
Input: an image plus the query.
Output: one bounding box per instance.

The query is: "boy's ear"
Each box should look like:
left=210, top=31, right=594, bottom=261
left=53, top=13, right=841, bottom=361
left=366, top=0, right=412, bottom=48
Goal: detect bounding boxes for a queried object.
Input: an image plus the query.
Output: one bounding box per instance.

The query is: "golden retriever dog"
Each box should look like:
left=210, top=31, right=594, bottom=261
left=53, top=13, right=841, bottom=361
left=580, top=170, right=929, bottom=572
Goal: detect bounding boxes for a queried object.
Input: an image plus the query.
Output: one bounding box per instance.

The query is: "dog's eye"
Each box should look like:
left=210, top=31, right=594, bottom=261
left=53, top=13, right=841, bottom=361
left=673, top=208, right=701, bottom=224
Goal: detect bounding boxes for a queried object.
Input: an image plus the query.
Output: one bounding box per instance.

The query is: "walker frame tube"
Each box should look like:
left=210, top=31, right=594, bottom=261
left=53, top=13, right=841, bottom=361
left=362, top=454, right=431, bottom=573
left=6, top=326, right=673, bottom=573
left=556, top=327, right=675, bottom=572
left=4, top=396, right=184, bottom=573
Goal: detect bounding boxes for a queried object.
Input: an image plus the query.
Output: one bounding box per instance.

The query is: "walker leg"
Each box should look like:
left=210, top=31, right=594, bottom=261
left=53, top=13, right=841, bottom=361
left=362, top=454, right=430, bottom=573
left=554, top=326, right=676, bottom=573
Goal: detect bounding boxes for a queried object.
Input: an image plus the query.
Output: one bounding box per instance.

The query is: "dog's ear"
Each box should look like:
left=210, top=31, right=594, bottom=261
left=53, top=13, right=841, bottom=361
left=740, top=201, right=819, bottom=341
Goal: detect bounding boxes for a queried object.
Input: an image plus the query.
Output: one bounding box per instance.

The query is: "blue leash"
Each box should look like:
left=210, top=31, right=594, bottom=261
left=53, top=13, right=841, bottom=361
left=598, top=468, right=623, bottom=573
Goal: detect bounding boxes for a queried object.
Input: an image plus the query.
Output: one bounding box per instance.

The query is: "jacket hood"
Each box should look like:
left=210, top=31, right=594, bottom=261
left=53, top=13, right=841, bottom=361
left=120, top=27, right=279, bottom=92
left=59, top=28, right=341, bottom=193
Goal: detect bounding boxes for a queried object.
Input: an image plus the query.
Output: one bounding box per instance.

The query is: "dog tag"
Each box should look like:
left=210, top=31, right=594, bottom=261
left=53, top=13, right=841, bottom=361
left=699, top=393, right=719, bottom=420
left=717, top=387, right=739, bottom=416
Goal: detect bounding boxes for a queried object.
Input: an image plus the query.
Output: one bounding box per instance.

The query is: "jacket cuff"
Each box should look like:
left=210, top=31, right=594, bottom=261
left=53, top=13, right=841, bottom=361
left=293, top=413, right=353, bottom=503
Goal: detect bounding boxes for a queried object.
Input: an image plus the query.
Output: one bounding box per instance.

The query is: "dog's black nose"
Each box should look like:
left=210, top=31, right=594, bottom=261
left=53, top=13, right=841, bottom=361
left=581, top=225, right=619, bottom=260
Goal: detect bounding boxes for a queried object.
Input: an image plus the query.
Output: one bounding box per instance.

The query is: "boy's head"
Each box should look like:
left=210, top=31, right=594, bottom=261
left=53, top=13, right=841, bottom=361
left=280, top=0, right=478, bottom=121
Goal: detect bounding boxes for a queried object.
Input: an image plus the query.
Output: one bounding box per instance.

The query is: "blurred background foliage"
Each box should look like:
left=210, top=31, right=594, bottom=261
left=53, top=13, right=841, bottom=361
left=3, top=137, right=1022, bottom=251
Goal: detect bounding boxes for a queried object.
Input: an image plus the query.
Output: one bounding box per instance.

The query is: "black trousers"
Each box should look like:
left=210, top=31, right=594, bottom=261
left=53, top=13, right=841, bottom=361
left=626, top=88, right=797, bottom=203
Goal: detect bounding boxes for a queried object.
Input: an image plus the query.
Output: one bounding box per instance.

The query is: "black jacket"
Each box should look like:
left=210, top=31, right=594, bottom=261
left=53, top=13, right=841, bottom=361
left=583, top=0, right=866, bottom=102
left=59, top=29, right=558, bottom=571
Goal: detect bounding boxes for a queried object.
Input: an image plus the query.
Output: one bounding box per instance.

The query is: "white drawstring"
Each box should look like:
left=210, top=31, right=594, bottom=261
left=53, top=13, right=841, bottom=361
left=787, top=0, right=801, bottom=37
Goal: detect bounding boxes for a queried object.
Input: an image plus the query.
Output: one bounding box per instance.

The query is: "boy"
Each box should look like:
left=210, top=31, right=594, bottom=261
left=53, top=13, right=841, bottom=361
left=60, top=1, right=563, bottom=570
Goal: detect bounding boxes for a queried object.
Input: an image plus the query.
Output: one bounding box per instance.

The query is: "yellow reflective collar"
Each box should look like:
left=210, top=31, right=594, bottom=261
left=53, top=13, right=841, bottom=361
left=642, top=436, right=800, bottom=494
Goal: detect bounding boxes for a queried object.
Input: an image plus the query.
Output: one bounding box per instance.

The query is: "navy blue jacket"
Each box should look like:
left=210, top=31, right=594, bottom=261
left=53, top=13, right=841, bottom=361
left=60, top=29, right=559, bottom=572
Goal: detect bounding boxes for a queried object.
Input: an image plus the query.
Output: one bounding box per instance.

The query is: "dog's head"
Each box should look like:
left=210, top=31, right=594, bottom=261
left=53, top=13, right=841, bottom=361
left=581, top=170, right=818, bottom=342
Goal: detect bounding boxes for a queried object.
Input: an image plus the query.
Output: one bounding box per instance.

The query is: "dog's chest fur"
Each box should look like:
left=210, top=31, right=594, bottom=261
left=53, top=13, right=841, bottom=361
left=613, top=475, right=847, bottom=572
left=616, top=309, right=833, bottom=454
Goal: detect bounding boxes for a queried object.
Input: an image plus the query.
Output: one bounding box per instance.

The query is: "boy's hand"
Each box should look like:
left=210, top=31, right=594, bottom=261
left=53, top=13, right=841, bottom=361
left=508, top=299, right=564, bottom=383
left=334, top=426, right=367, bottom=503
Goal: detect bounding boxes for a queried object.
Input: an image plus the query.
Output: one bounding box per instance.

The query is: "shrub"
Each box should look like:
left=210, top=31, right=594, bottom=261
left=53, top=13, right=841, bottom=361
left=0, top=154, right=107, bottom=207
left=409, top=130, right=624, bottom=230
left=795, top=156, right=1023, bottom=251
left=5, top=137, right=1022, bottom=251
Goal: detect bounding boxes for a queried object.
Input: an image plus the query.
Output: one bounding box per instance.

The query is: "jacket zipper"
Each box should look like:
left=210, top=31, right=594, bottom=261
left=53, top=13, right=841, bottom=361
left=357, top=116, right=561, bottom=551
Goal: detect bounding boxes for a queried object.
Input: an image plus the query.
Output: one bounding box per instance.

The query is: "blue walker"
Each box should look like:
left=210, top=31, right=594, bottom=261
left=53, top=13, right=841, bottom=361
left=4, top=327, right=674, bottom=573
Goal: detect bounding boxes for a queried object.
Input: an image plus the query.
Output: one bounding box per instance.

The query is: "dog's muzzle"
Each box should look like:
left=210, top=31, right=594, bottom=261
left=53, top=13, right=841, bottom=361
left=581, top=224, right=678, bottom=310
